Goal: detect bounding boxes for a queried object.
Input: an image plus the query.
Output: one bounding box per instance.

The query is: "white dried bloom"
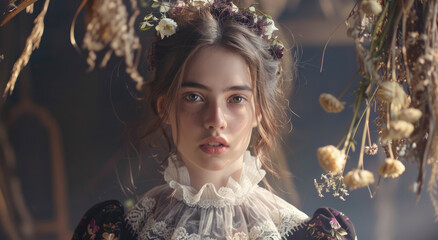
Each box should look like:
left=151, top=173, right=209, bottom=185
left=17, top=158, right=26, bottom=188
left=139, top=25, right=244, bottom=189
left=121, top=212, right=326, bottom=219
left=192, top=0, right=213, bottom=6
left=387, top=120, right=414, bottom=139
left=344, top=169, right=375, bottom=190
left=317, top=145, right=346, bottom=173
left=231, top=2, right=239, bottom=12
left=378, top=158, right=405, bottom=178
left=155, top=18, right=178, bottom=39
left=397, top=108, right=423, bottom=123
left=377, top=81, right=408, bottom=107
left=264, top=18, right=278, bottom=39
left=319, top=93, right=345, bottom=113
left=159, top=2, right=171, bottom=13
left=360, top=0, right=382, bottom=15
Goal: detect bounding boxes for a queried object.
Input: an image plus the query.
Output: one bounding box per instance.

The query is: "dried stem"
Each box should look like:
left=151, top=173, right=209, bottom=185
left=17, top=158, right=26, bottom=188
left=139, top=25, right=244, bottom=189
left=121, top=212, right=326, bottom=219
left=357, top=100, right=371, bottom=169
left=3, top=0, right=51, bottom=98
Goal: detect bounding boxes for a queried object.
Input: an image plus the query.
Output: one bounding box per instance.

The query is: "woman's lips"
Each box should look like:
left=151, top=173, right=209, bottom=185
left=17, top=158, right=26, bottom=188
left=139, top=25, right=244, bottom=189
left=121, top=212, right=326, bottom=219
left=199, top=136, right=229, bottom=155
left=199, top=144, right=228, bottom=155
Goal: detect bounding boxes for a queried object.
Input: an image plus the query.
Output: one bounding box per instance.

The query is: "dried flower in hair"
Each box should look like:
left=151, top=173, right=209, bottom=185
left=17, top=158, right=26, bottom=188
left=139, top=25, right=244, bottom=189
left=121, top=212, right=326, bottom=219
left=231, top=2, right=238, bottom=13
left=317, top=145, right=346, bottom=173
left=155, top=18, right=178, bottom=39
left=378, top=158, right=406, bottom=178
left=397, top=108, right=423, bottom=123
left=387, top=120, right=414, bottom=140
left=264, top=18, right=278, bottom=39
left=319, top=93, right=346, bottom=113
left=360, top=0, right=382, bottom=15
left=377, top=81, right=408, bottom=107
left=344, top=169, right=375, bottom=190
left=159, top=2, right=171, bottom=13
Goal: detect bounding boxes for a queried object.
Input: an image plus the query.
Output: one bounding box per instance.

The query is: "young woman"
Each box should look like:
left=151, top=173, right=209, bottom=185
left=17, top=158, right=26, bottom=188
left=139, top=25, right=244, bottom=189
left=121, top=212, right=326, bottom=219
left=72, top=1, right=356, bottom=239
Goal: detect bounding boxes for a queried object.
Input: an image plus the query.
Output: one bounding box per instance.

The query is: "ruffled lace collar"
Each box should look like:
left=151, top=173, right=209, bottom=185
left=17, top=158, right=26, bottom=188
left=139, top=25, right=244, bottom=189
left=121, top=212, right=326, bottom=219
left=163, top=151, right=266, bottom=208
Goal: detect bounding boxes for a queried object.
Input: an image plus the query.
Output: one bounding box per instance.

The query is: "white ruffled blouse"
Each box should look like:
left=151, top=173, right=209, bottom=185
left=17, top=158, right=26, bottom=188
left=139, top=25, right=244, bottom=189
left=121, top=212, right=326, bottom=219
left=125, top=151, right=309, bottom=240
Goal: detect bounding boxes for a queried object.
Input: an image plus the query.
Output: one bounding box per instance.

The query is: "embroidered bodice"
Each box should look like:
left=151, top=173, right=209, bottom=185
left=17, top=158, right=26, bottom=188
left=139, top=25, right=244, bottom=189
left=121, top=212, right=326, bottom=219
left=72, top=152, right=357, bottom=240
left=125, top=151, right=310, bottom=239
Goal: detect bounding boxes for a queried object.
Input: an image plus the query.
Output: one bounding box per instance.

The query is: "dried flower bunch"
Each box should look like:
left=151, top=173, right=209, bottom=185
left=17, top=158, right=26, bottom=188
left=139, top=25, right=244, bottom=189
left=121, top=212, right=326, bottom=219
left=79, top=0, right=144, bottom=89
left=316, top=0, right=438, bottom=219
left=138, top=0, right=284, bottom=61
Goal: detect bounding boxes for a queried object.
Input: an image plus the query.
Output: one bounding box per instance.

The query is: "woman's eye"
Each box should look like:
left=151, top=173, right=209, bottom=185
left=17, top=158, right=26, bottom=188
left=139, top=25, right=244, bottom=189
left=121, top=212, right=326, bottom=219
left=229, top=96, right=246, bottom=104
left=184, top=93, right=203, bottom=102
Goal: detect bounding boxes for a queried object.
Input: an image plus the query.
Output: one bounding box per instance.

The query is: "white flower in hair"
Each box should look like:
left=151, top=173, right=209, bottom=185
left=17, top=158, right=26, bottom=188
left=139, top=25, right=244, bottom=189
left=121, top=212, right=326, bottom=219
left=264, top=18, right=278, bottom=39
left=191, top=0, right=214, bottom=5
left=231, top=2, right=239, bottom=12
left=159, top=1, right=171, bottom=13
left=155, top=18, right=178, bottom=39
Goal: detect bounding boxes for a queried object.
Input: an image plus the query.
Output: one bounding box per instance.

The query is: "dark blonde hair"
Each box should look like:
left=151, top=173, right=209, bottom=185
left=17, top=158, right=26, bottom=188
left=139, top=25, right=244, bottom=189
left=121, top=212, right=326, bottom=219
left=136, top=2, right=292, bottom=174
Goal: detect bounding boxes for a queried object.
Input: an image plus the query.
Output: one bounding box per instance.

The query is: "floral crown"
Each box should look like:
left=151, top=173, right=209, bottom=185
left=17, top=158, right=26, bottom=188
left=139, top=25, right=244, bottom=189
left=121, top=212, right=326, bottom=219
left=139, top=0, right=285, bottom=61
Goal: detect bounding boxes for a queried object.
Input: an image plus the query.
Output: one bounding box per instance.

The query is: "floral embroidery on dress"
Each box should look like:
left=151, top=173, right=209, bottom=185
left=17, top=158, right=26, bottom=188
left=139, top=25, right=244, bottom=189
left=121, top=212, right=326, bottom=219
left=72, top=201, right=125, bottom=240
left=306, top=216, right=347, bottom=240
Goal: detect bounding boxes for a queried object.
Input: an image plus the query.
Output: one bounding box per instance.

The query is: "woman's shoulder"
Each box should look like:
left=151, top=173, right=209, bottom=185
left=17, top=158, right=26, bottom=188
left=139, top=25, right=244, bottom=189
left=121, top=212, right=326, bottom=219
left=72, top=200, right=133, bottom=240
left=286, top=207, right=357, bottom=240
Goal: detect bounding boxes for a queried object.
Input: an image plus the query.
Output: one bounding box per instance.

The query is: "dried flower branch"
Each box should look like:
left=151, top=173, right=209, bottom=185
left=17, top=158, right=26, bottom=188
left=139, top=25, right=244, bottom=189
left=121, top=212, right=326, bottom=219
left=3, top=0, right=50, bottom=98
left=317, top=1, right=438, bottom=209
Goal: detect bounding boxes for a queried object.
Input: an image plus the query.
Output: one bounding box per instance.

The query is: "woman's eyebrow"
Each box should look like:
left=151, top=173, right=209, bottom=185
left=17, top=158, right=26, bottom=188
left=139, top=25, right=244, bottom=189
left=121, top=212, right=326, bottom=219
left=181, top=82, right=252, bottom=92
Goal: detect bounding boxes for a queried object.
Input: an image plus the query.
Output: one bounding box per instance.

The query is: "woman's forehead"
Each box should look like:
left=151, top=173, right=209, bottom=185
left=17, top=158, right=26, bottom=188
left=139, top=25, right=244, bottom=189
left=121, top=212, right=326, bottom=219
left=182, top=46, right=252, bottom=89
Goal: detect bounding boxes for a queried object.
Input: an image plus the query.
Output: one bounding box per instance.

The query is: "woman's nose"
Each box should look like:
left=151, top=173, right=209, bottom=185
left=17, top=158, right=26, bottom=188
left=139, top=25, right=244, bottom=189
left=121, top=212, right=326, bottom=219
left=204, top=102, right=227, bottom=130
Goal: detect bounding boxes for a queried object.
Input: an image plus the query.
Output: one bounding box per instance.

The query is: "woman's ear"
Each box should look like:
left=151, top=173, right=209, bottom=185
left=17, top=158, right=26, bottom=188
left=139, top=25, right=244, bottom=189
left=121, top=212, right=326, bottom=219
left=157, top=96, right=170, bottom=124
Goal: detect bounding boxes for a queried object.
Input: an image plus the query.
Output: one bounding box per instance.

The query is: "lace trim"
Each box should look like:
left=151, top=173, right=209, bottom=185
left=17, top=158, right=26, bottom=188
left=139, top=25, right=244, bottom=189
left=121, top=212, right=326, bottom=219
left=128, top=206, right=305, bottom=240
left=164, top=151, right=266, bottom=208
left=125, top=196, right=156, bottom=234
left=275, top=209, right=310, bottom=237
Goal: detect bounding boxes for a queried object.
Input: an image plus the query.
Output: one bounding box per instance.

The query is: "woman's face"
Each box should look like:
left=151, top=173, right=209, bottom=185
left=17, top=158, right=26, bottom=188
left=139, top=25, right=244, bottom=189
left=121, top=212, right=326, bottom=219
left=166, top=46, right=257, bottom=171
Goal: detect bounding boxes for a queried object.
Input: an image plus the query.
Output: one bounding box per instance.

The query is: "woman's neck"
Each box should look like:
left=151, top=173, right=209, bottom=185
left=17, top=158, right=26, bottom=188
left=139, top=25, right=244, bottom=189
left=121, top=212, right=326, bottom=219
left=181, top=155, right=244, bottom=191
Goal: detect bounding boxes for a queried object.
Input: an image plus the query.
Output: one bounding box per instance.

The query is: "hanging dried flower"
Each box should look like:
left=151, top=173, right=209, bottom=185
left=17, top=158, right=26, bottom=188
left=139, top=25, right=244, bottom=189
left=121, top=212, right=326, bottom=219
left=317, top=145, right=346, bottom=173
left=319, top=93, right=346, bottom=113
left=377, top=81, right=408, bottom=107
left=387, top=120, right=415, bottom=140
left=344, top=169, right=375, bottom=190
left=397, top=108, right=423, bottom=123
left=360, top=0, right=382, bottom=16
left=364, top=143, right=378, bottom=155
left=378, top=158, right=406, bottom=178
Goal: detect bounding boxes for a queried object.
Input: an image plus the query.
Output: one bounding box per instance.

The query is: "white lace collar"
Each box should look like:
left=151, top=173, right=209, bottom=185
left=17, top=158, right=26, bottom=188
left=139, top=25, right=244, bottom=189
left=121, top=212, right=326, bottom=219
left=163, top=151, right=266, bottom=208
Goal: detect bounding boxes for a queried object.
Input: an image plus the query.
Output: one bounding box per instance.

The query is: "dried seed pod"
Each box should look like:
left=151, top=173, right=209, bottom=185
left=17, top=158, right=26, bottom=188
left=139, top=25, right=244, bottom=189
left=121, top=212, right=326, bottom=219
left=397, top=108, right=423, bottom=123
left=360, top=0, right=382, bottom=15
left=364, top=143, right=378, bottom=155
left=388, top=120, right=415, bottom=139
left=317, top=145, right=346, bottom=173
left=377, top=81, right=408, bottom=107
left=319, top=93, right=345, bottom=113
left=344, top=169, right=375, bottom=190
left=378, top=158, right=406, bottom=178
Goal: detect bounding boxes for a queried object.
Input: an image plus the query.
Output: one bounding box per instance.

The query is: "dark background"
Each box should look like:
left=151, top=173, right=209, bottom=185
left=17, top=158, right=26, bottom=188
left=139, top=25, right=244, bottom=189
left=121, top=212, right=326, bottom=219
left=0, top=0, right=437, bottom=239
